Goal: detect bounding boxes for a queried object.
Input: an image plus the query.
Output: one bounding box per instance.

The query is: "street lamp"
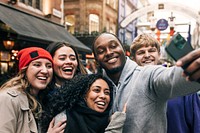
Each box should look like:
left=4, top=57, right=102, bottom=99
left=3, top=40, right=14, bottom=50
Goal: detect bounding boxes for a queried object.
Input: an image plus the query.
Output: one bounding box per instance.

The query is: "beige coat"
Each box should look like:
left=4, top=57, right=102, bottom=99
left=0, top=86, right=38, bottom=133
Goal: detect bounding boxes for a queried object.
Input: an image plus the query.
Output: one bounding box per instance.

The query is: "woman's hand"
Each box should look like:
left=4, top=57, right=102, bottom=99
left=47, top=118, right=66, bottom=133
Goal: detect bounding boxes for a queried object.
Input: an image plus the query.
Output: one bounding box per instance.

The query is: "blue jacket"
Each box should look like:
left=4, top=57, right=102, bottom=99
left=167, top=93, right=200, bottom=133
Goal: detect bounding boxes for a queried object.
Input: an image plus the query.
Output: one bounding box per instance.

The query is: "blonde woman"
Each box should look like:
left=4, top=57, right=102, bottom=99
left=0, top=47, right=65, bottom=133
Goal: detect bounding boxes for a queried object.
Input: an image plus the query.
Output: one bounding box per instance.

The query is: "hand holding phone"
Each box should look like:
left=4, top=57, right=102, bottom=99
left=165, top=33, right=194, bottom=69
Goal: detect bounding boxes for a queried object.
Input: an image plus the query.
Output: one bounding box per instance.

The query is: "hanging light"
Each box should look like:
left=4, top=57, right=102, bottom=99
left=3, top=40, right=15, bottom=50
left=3, top=31, right=15, bottom=50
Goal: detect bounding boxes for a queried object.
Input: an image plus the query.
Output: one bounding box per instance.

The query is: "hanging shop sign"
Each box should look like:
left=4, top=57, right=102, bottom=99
left=156, top=19, right=168, bottom=31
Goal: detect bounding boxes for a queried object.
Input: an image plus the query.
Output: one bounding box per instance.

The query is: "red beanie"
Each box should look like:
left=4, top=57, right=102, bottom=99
left=18, top=47, right=53, bottom=70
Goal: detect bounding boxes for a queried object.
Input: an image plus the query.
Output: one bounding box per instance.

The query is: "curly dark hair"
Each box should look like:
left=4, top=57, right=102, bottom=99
left=40, top=73, right=113, bottom=132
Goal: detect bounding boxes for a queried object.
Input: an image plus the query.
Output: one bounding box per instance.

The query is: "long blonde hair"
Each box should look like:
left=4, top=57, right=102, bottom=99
left=0, top=67, right=42, bottom=118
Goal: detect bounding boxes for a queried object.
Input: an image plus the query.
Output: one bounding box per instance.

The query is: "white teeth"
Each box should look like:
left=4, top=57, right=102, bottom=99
left=97, top=102, right=105, bottom=106
left=108, top=58, right=117, bottom=63
left=38, top=77, right=47, bottom=80
left=145, top=61, right=152, bottom=63
left=144, top=60, right=152, bottom=63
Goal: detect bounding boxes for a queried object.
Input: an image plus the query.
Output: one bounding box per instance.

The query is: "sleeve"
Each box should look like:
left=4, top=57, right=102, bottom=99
left=150, top=66, right=200, bottom=100
left=190, top=93, right=200, bottom=133
left=0, top=93, right=19, bottom=133
left=104, top=112, right=126, bottom=133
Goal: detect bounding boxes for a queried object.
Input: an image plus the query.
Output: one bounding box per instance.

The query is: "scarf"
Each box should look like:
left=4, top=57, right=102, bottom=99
left=64, top=102, right=110, bottom=133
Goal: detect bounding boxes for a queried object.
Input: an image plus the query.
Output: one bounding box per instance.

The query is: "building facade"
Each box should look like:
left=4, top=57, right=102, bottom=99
left=63, top=0, right=118, bottom=53
left=64, top=0, right=118, bottom=35
left=0, top=0, right=90, bottom=82
left=118, top=0, right=138, bottom=46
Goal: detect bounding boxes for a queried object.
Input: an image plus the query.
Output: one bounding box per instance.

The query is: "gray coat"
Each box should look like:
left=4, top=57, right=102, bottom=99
left=0, top=86, right=38, bottom=133
left=104, top=57, right=200, bottom=133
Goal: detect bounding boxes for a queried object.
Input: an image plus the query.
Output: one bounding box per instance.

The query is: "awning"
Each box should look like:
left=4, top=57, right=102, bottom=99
left=0, top=3, right=91, bottom=53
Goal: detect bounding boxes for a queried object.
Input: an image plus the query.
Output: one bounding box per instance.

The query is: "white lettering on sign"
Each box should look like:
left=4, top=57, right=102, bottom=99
left=53, top=8, right=61, bottom=18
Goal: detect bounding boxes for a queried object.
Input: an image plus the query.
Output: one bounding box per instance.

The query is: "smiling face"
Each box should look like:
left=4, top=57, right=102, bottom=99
left=26, top=58, right=53, bottom=95
left=134, top=46, right=160, bottom=66
left=93, top=33, right=126, bottom=74
left=53, top=46, right=78, bottom=85
left=85, top=78, right=110, bottom=113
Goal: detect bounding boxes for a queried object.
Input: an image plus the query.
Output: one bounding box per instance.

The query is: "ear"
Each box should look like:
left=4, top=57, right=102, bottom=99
left=130, top=55, right=136, bottom=61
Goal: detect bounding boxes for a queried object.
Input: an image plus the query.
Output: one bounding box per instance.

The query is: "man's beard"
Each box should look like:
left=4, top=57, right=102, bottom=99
left=104, top=65, right=124, bottom=74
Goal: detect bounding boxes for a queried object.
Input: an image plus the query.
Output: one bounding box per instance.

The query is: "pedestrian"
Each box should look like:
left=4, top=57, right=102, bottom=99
left=0, top=47, right=65, bottom=133
left=43, top=74, right=126, bottom=133
left=130, top=33, right=200, bottom=133
left=40, top=42, right=87, bottom=132
left=92, top=32, right=200, bottom=133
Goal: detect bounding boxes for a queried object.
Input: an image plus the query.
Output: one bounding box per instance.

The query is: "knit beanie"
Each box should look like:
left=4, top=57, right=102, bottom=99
left=18, top=47, right=53, bottom=70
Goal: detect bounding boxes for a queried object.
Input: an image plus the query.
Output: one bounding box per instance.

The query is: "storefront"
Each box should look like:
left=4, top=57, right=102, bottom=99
left=0, top=3, right=91, bottom=80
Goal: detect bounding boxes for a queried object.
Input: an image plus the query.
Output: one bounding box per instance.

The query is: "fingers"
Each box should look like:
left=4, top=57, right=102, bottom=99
left=176, top=49, right=200, bottom=82
left=55, top=119, right=67, bottom=127
left=47, top=118, right=67, bottom=133
left=47, top=123, right=66, bottom=133
left=187, top=69, right=200, bottom=81
left=57, top=122, right=66, bottom=132
left=176, top=49, right=200, bottom=68
left=122, top=102, right=127, bottom=113
left=60, top=130, right=65, bottom=133
left=48, top=118, right=55, bottom=130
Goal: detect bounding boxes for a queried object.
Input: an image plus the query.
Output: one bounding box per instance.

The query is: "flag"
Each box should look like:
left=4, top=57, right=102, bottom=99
left=187, top=24, right=191, bottom=45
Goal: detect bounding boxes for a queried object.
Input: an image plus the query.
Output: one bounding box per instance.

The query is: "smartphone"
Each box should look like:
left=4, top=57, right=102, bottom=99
left=165, top=33, right=194, bottom=68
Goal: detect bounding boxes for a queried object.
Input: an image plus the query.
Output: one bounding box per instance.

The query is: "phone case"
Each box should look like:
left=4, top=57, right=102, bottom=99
left=165, top=33, right=193, bottom=61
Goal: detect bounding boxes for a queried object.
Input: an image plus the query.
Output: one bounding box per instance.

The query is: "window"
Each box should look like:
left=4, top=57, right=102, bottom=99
left=106, top=0, right=117, bottom=9
left=65, top=15, right=75, bottom=34
left=36, top=0, right=40, bottom=9
left=28, top=0, right=32, bottom=6
left=89, top=14, right=99, bottom=33
left=20, top=0, right=25, bottom=3
left=19, top=0, right=42, bottom=10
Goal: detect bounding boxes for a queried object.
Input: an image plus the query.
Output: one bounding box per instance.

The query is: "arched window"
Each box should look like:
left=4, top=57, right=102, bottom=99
left=65, top=15, right=75, bottom=34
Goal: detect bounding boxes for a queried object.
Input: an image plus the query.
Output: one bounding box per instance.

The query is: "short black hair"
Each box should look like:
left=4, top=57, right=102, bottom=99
left=92, top=32, right=124, bottom=58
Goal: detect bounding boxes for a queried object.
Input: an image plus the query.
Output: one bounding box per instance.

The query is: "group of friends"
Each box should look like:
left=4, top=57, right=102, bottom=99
left=0, top=32, right=199, bottom=133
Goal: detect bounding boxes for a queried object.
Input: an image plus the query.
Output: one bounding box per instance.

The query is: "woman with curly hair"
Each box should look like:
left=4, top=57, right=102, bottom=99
left=0, top=47, right=56, bottom=133
left=42, top=74, right=126, bottom=133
